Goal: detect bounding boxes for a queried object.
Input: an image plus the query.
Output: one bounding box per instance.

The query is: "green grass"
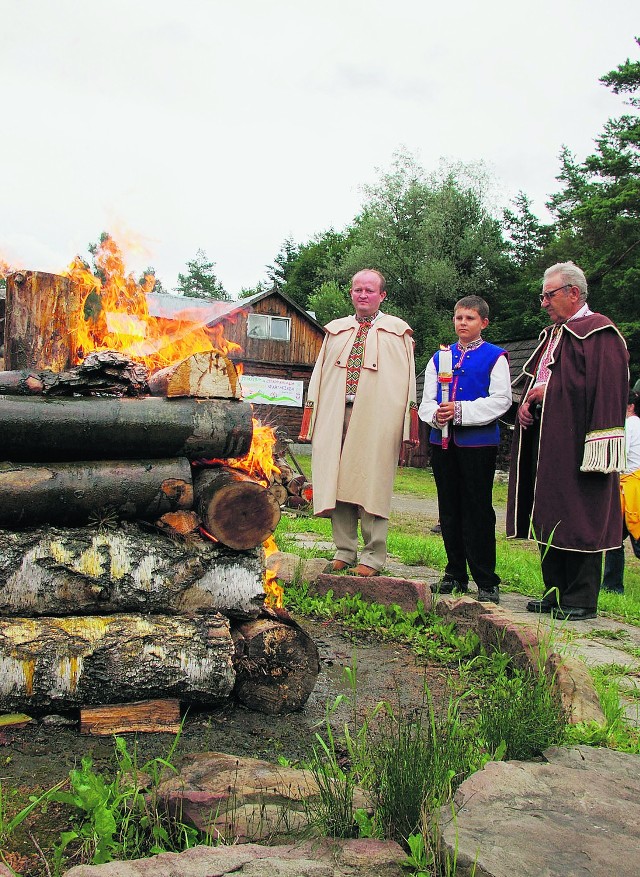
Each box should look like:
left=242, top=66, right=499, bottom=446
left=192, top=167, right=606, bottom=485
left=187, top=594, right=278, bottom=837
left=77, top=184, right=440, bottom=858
left=276, top=463, right=640, bottom=624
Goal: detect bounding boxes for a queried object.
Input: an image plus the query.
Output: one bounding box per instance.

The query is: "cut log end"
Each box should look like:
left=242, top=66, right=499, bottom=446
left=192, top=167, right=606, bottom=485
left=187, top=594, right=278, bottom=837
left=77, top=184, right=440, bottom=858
left=232, top=616, right=320, bottom=715
left=194, top=467, right=281, bottom=550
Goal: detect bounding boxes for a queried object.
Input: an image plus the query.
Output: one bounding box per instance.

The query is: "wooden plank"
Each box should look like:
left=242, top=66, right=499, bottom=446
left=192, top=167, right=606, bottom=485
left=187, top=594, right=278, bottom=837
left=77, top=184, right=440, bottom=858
left=81, top=698, right=181, bottom=736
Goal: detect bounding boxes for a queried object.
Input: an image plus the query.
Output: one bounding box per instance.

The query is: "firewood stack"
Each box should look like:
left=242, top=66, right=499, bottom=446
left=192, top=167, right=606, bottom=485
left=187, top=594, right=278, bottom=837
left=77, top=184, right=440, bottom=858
left=267, top=446, right=313, bottom=512
left=0, top=271, right=319, bottom=722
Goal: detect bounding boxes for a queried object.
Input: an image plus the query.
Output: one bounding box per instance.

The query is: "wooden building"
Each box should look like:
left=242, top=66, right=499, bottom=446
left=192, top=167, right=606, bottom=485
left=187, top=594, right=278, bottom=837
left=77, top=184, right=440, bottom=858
left=148, top=289, right=326, bottom=439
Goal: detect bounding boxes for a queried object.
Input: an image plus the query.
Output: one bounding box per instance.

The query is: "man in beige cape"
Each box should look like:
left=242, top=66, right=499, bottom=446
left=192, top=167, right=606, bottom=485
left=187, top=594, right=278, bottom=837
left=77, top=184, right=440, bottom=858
left=298, top=269, right=418, bottom=576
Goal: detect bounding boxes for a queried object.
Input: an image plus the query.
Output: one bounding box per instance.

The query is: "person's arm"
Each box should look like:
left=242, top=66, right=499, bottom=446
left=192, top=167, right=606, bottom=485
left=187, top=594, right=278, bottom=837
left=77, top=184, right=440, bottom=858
left=417, top=356, right=439, bottom=427
left=298, top=335, right=328, bottom=441
left=580, top=328, right=628, bottom=473
left=455, top=355, right=512, bottom=426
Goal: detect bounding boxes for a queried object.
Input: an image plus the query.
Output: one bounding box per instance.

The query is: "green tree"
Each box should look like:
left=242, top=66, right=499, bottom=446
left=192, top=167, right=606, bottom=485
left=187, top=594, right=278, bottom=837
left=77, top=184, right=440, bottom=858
left=307, top=281, right=351, bottom=325
left=546, top=37, right=640, bottom=325
left=138, top=267, right=167, bottom=294
left=238, top=281, right=268, bottom=299
left=340, top=151, right=507, bottom=368
left=503, top=192, right=553, bottom=269
left=175, top=250, right=229, bottom=300
left=267, top=229, right=355, bottom=309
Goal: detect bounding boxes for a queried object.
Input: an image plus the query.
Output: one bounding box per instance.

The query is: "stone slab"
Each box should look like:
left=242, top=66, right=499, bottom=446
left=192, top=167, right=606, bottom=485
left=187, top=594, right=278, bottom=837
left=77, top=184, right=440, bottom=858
left=63, top=838, right=406, bottom=877
left=313, top=573, right=431, bottom=613
left=440, top=745, right=640, bottom=877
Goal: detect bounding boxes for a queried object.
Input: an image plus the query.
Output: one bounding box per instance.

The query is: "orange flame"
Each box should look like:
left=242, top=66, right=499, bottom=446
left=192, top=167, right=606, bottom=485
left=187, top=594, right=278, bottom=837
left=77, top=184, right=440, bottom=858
left=62, top=235, right=241, bottom=371
left=0, top=256, right=16, bottom=279
left=263, top=535, right=284, bottom=608
left=202, top=418, right=280, bottom=485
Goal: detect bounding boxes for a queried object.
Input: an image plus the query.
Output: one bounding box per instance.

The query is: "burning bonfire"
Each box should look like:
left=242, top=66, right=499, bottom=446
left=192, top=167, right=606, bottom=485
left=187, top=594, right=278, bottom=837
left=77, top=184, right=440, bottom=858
left=3, top=235, right=286, bottom=605
left=0, top=235, right=320, bottom=719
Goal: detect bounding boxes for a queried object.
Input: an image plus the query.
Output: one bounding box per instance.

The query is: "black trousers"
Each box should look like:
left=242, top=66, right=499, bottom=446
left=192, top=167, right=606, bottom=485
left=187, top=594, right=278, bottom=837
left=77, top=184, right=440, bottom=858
left=431, top=442, right=500, bottom=589
left=540, top=546, right=602, bottom=610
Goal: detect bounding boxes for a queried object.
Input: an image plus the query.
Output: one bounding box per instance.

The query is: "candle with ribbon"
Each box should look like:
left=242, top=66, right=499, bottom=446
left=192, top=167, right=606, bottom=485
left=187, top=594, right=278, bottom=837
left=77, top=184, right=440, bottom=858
left=438, top=344, right=453, bottom=450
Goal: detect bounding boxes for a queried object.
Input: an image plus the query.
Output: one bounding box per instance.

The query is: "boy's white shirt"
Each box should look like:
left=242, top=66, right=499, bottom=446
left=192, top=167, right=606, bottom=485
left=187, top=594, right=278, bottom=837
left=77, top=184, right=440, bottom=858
left=418, top=342, right=512, bottom=428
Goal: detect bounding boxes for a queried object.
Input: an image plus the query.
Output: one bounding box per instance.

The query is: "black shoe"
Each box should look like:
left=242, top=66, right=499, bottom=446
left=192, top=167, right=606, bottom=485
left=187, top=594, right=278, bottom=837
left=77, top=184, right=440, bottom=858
left=526, top=599, right=557, bottom=613
left=551, top=606, right=597, bottom=621
left=477, top=587, right=500, bottom=604
left=430, top=578, right=468, bottom=595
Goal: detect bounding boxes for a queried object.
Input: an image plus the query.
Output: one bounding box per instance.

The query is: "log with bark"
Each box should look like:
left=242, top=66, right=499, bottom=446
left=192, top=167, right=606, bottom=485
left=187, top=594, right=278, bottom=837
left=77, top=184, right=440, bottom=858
left=0, top=525, right=265, bottom=619
left=232, top=609, right=320, bottom=714
left=0, top=458, right=193, bottom=528
left=4, top=271, right=84, bottom=371
left=0, top=370, right=45, bottom=395
left=0, top=613, right=236, bottom=713
left=193, top=466, right=281, bottom=550
left=0, top=396, right=253, bottom=461
left=148, top=351, right=241, bottom=399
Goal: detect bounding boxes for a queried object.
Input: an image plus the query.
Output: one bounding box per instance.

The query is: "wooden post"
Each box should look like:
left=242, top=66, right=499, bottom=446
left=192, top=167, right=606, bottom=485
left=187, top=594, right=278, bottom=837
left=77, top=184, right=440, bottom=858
left=4, top=271, right=84, bottom=371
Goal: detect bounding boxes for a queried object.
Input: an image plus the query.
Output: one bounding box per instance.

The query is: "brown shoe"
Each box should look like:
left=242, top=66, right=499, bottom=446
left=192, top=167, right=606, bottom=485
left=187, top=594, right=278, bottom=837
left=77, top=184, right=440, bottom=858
left=347, top=564, right=380, bottom=577
left=329, top=560, right=350, bottom=572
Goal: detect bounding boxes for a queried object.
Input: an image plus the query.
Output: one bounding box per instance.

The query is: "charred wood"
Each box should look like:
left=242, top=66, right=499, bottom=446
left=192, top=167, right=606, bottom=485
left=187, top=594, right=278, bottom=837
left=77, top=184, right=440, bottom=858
left=232, top=609, right=320, bottom=714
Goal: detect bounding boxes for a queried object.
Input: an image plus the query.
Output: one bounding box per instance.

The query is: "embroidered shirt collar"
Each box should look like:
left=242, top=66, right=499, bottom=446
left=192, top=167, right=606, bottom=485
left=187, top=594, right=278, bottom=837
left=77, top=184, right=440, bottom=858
left=356, top=310, right=380, bottom=324
left=457, top=336, right=484, bottom=352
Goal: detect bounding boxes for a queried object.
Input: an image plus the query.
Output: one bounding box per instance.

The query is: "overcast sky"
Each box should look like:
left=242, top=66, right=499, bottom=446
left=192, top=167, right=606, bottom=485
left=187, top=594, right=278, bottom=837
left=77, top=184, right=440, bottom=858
left=1, top=0, right=637, bottom=296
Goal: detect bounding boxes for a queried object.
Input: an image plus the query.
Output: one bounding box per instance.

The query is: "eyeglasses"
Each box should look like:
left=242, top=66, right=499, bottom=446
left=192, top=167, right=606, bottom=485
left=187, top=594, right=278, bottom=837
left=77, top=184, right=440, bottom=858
left=539, top=284, right=570, bottom=304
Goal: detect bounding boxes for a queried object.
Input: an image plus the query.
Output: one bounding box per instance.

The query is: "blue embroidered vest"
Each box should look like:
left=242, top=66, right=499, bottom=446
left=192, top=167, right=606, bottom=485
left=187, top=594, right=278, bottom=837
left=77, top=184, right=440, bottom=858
left=430, top=342, right=506, bottom=447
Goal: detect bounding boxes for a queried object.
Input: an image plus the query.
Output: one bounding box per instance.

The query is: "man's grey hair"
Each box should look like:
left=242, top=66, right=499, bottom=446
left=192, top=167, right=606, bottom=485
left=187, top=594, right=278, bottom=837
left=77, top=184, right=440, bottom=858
left=544, top=261, right=588, bottom=301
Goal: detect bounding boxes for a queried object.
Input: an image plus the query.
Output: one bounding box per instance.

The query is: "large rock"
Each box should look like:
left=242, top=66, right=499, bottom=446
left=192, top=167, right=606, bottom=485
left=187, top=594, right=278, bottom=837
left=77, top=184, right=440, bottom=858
left=63, top=838, right=407, bottom=876
left=440, top=745, right=640, bottom=877
left=155, top=752, right=370, bottom=843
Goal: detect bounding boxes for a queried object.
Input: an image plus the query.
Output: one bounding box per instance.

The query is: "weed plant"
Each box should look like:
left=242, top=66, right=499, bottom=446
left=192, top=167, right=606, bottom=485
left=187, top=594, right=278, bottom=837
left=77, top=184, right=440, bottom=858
left=368, top=690, right=480, bottom=842
left=284, top=582, right=479, bottom=663
left=475, top=665, right=567, bottom=760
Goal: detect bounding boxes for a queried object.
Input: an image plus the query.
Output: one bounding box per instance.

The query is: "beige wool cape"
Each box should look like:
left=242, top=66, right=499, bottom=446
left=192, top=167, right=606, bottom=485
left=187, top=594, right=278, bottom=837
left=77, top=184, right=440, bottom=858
left=302, top=312, right=417, bottom=519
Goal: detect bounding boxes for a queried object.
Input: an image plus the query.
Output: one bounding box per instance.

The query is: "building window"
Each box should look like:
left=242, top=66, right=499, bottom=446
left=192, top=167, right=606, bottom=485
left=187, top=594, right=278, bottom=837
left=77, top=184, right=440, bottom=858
left=247, top=314, right=291, bottom=341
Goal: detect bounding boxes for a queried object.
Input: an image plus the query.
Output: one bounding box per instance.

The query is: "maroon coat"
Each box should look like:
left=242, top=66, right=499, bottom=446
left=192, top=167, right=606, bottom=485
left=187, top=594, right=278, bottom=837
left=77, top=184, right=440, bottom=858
left=507, top=314, right=628, bottom=552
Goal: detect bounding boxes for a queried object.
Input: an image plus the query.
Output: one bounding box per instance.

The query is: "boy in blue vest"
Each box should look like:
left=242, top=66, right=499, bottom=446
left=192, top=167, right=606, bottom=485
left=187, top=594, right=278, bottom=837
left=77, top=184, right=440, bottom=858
left=419, top=296, right=511, bottom=603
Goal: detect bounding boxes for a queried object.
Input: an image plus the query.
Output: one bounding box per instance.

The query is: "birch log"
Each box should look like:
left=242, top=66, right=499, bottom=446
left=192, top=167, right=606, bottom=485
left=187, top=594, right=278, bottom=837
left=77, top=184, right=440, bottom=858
left=232, top=612, right=320, bottom=714
left=0, top=396, right=253, bottom=461
left=0, top=525, right=265, bottom=619
left=0, top=613, right=236, bottom=712
left=0, top=458, right=193, bottom=528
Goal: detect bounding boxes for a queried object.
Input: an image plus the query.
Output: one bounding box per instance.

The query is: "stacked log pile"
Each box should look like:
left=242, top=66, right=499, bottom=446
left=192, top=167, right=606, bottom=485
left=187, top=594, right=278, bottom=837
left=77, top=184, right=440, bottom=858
left=0, top=271, right=319, bottom=719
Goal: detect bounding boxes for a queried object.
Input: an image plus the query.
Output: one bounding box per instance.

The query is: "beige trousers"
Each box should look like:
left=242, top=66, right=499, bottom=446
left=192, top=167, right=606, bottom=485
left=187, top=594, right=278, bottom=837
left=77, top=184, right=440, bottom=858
left=331, top=501, right=389, bottom=571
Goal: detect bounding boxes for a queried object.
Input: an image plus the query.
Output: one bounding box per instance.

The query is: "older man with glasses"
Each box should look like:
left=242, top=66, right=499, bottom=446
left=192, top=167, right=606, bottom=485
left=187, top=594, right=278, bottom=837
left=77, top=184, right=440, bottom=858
left=506, top=261, right=629, bottom=620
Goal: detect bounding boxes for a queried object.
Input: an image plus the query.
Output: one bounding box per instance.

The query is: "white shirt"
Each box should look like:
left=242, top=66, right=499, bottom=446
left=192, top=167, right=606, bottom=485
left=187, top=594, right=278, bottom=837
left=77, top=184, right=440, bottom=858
left=624, top=414, right=640, bottom=473
left=419, top=342, right=512, bottom=427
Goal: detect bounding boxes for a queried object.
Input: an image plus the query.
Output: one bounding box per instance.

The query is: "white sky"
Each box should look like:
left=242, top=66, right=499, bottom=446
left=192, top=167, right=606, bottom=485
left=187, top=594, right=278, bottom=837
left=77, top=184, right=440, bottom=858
left=1, top=0, right=637, bottom=296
